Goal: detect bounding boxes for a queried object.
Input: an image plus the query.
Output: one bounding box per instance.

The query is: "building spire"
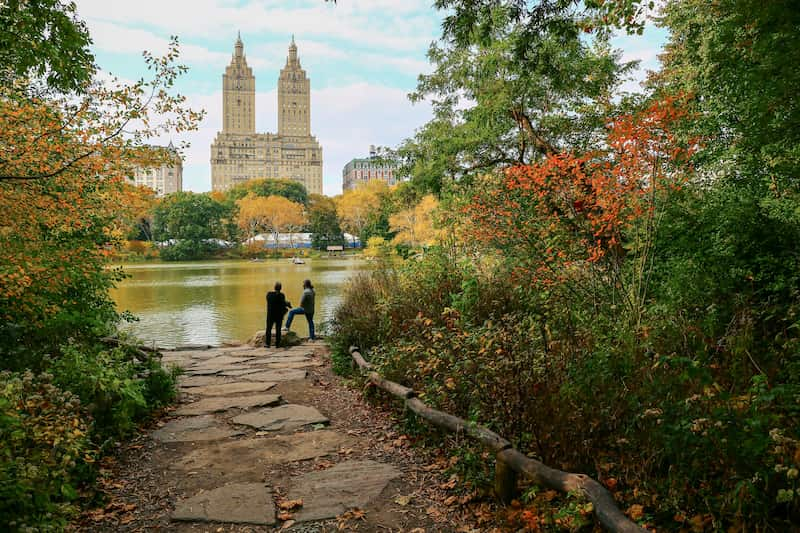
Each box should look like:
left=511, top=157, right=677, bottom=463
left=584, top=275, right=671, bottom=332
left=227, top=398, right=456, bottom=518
left=234, top=31, right=243, bottom=58
left=288, top=35, right=298, bottom=66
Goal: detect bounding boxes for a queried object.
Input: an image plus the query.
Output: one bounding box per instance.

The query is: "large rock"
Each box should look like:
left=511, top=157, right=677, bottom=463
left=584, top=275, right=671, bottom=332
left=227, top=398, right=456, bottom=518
left=152, top=416, right=245, bottom=443
left=171, top=430, right=353, bottom=474
left=184, top=381, right=277, bottom=397
left=173, top=394, right=281, bottom=416
left=238, top=368, right=308, bottom=382
left=232, top=404, right=329, bottom=432
left=247, top=330, right=302, bottom=347
left=287, top=460, right=401, bottom=522
left=171, top=482, right=275, bottom=525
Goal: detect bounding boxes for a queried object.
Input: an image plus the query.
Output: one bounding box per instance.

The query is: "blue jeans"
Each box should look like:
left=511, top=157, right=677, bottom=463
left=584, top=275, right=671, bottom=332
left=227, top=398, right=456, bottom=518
left=285, top=307, right=315, bottom=339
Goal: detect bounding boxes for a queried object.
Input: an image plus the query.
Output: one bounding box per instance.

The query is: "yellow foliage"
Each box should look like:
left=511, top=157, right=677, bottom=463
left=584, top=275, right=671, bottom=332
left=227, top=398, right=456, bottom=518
left=236, top=193, right=305, bottom=240
left=335, top=180, right=389, bottom=238
left=363, top=236, right=396, bottom=259
left=389, top=194, right=440, bottom=248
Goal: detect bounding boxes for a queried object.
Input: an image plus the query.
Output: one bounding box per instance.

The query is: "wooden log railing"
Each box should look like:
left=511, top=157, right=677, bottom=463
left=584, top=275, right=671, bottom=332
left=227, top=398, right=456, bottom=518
left=348, top=346, right=646, bottom=533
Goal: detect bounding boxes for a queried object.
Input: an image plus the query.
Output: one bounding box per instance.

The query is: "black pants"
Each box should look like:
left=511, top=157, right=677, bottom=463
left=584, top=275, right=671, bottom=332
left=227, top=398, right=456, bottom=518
left=265, top=317, right=282, bottom=347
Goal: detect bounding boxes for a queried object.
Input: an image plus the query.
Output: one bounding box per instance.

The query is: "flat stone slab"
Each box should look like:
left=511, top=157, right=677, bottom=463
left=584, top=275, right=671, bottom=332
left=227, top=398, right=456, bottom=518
left=219, top=367, right=266, bottom=377
left=173, top=394, right=281, bottom=416
left=244, top=355, right=312, bottom=365
left=171, top=430, right=352, bottom=473
left=152, top=416, right=245, bottom=443
left=262, top=360, right=323, bottom=369
left=178, top=375, right=233, bottom=388
left=232, top=404, right=329, bottom=432
left=185, top=381, right=277, bottom=397
left=184, top=368, right=222, bottom=376
left=225, top=348, right=282, bottom=357
left=239, top=369, right=308, bottom=382
left=189, top=355, right=255, bottom=371
left=287, top=460, right=401, bottom=522
left=171, top=482, right=275, bottom=525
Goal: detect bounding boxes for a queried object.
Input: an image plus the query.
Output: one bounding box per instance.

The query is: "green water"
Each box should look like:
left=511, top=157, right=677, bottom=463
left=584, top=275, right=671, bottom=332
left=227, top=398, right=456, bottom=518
left=111, top=258, right=365, bottom=348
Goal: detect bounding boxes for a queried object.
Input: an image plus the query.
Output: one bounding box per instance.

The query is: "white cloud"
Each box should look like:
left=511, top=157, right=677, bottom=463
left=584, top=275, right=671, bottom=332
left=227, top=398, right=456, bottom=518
left=87, top=20, right=271, bottom=69
left=76, top=0, right=438, bottom=52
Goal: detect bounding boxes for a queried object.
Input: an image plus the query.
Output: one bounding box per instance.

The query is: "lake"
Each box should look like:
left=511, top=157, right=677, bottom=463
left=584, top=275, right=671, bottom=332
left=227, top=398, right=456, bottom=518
left=111, top=258, right=366, bottom=348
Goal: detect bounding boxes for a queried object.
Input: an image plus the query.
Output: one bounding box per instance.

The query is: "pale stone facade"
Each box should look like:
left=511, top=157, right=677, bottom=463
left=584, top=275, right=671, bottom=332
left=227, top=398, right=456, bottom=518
left=131, top=142, right=183, bottom=196
left=342, top=145, right=400, bottom=191
left=211, top=35, right=323, bottom=195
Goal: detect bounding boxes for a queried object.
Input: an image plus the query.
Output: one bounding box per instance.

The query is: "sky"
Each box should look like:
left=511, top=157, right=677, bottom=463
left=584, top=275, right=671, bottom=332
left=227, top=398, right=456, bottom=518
left=73, top=0, right=668, bottom=196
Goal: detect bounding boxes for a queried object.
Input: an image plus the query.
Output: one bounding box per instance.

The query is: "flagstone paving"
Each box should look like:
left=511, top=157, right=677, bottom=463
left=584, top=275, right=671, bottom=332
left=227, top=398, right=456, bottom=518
left=81, top=341, right=462, bottom=532
left=232, top=404, right=329, bottom=432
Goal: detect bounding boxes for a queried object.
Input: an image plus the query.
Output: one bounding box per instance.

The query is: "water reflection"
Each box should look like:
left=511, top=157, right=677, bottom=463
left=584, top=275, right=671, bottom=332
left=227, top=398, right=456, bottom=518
left=111, top=259, right=365, bottom=348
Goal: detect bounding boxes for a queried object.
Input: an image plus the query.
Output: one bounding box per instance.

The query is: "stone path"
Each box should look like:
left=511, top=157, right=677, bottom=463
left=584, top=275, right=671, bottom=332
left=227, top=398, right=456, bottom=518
left=83, top=341, right=464, bottom=532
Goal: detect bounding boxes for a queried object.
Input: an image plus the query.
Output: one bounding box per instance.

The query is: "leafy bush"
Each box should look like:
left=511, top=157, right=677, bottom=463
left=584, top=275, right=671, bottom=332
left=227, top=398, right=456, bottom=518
left=51, top=343, right=177, bottom=439
left=0, top=341, right=177, bottom=530
left=0, top=371, right=95, bottom=530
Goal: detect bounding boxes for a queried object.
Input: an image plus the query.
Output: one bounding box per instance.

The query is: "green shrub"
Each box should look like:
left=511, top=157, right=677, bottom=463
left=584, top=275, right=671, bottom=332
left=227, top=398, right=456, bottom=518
left=0, top=371, right=95, bottom=531
left=50, top=343, right=177, bottom=439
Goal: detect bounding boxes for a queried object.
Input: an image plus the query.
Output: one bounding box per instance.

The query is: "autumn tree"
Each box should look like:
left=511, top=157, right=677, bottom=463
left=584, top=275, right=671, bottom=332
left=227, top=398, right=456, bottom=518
left=236, top=194, right=305, bottom=247
left=336, top=180, right=389, bottom=246
left=236, top=193, right=272, bottom=241
left=115, top=183, right=158, bottom=242
left=0, top=33, right=202, bottom=360
left=389, top=194, right=440, bottom=250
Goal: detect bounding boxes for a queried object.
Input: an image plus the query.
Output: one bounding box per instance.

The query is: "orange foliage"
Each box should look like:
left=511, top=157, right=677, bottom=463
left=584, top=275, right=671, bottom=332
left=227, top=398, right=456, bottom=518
left=462, top=95, right=697, bottom=286
left=0, top=40, right=201, bottom=337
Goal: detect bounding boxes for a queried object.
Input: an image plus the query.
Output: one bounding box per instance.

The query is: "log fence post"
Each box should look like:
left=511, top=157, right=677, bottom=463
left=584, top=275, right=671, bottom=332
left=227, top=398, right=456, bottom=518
left=494, top=449, right=518, bottom=504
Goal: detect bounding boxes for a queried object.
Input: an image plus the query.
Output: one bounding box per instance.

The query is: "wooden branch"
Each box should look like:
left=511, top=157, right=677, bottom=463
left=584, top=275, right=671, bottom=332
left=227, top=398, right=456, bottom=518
left=367, top=371, right=415, bottom=399
left=498, top=449, right=646, bottom=532
left=349, top=346, right=374, bottom=370
left=405, top=397, right=511, bottom=453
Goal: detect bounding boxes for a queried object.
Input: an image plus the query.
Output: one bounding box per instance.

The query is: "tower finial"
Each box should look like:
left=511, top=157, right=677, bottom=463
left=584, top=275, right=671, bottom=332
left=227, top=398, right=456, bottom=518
left=234, top=32, right=243, bottom=57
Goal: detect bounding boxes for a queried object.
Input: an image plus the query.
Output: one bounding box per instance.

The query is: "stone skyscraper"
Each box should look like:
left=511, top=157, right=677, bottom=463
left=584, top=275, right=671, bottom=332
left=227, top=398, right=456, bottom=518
left=211, top=35, right=323, bottom=194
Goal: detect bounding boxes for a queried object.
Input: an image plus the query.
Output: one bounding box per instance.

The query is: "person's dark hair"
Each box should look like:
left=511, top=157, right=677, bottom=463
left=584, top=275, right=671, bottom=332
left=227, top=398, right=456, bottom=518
left=303, top=279, right=313, bottom=289
left=274, top=282, right=282, bottom=291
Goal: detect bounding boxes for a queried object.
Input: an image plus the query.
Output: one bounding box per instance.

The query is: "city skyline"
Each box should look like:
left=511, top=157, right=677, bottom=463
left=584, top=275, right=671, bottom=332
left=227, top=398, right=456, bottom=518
left=73, top=0, right=667, bottom=196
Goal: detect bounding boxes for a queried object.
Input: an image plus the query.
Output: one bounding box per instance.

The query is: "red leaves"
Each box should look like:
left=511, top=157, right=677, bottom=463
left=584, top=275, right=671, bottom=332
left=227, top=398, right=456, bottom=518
left=460, top=94, right=695, bottom=287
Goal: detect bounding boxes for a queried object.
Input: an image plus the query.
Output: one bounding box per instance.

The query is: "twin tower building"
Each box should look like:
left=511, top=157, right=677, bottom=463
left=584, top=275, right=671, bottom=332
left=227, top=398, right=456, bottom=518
left=210, top=35, right=323, bottom=195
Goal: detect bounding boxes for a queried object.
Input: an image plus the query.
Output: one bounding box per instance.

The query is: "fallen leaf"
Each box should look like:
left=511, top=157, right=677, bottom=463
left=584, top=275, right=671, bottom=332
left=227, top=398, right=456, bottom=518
left=627, top=504, right=645, bottom=521
left=444, top=495, right=458, bottom=506
left=278, top=498, right=303, bottom=511
left=281, top=519, right=296, bottom=529
left=394, top=495, right=412, bottom=506
left=277, top=511, right=294, bottom=521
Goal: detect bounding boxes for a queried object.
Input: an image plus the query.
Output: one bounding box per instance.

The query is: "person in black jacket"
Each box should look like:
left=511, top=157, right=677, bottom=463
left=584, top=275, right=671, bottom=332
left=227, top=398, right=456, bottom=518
left=265, top=282, right=290, bottom=348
